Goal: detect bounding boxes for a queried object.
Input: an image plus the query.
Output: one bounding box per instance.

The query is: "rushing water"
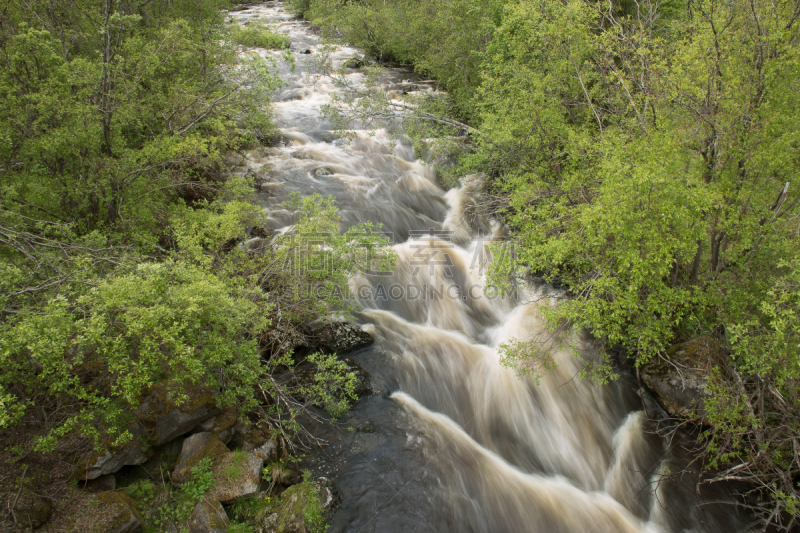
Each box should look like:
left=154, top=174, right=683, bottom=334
left=231, top=4, right=748, bottom=532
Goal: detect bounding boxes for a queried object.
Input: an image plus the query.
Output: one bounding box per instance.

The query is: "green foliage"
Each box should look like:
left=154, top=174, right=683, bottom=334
left=182, top=457, right=216, bottom=502
left=298, top=353, right=358, bottom=418
left=306, top=0, right=503, bottom=119
left=232, top=22, right=291, bottom=49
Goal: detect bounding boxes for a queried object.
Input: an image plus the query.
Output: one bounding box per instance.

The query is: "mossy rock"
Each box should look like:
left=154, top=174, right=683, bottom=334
left=259, top=482, right=328, bottom=533
left=210, top=451, right=263, bottom=503
left=95, top=491, right=143, bottom=533
left=172, top=432, right=230, bottom=483
left=136, top=384, right=221, bottom=446
left=188, top=497, right=229, bottom=533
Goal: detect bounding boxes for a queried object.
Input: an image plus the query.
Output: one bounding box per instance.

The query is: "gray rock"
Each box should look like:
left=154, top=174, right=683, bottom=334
left=188, top=497, right=229, bottom=533
left=211, top=452, right=264, bottom=503
left=172, top=432, right=230, bottom=484
left=197, top=408, right=237, bottom=444
left=251, top=439, right=276, bottom=460
left=83, top=442, right=147, bottom=480
left=137, top=386, right=221, bottom=446
left=311, top=321, right=373, bottom=353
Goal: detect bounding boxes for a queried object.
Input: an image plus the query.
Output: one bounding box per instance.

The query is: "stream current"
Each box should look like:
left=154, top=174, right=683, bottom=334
left=232, top=4, right=749, bottom=532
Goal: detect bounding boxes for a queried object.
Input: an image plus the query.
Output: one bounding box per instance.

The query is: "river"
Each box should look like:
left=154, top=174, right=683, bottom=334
left=231, top=3, right=748, bottom=532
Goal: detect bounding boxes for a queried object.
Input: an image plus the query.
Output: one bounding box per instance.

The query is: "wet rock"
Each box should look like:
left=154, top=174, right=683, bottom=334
left=343, top=358, right=372, bottom=396
left=172, top=432, right=230, bottom=483
left=343, top=57, right=364, bottom=69
left=314, top=477, right=342, bottom=517
left=197, top=408, right=238, bottom=444
left=309, top=321, right=373, bottom=354
left=640, top=337, right=726, bottom=423
left=312, top=166, right=334, bottom=177
left=188, top=497, right=229, bottom=533
left=210, top=451, right=264, bottom=503
left=276, top=90, right=305, bottom=102
left=96, top=492, right=143, bottom=533
left=13, top=492, right=51, bottom=529
left=80, top=439, right=148, bottom=481
left=137, top=385, right=221, bottom=446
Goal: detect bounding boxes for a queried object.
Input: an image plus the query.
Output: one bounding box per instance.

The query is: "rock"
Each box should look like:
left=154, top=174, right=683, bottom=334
left=96, top=492, right=143, bottom=533
left=640, top=337, right=726, bottom=423
left=13, top=493, right=51, bottom=529
left=188, top=497, right=229, bottom=533
left=251, top=439, right=277, bottom=461
left=172, top=432, right=230, bottom=483
left=137, top=385, right=221, bottom=446
left=257, top=482, right=328, bottom=533
left=234, top=420, right=273, bottom=452
left=343, top=57, right=364, bottom=69
left=314, top=477, right=342, bottom=516
left=240, top=237, right=266, bottom=254
left=309, top=321, right=373, bottom=354
left=210, top=451, right=264, bottom=503
left=300, top=48, right=312, bottom=54
left=197, top=408, right=238, bottom=444
left=80, top=439, right=148, bottom=481
left=276, top=90, right=305, bottom=102
left=342, top=358, right=372, bottom=396
left=85, top=473, right=116, bottom=492
left=260, top=323, right=308, bottom=357
left=312, top=166, right=334, bottom=177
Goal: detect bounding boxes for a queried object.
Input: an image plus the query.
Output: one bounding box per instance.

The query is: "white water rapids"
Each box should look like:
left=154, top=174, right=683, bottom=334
left=231, top=4, right=747, bottom=532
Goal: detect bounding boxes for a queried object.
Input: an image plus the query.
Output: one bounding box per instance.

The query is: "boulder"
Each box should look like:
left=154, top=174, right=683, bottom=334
left=12, top=492, right=51, bottom=529
left=257, top=482, right=328, bottom=533
left=309, top=321, right=373, bottom=354
left=137, top=385, right=221, bottom=446
left=188, top=497, right=229, bottom=533
left=197, top=408, right=238, bottom=444
left=640, top=337, right=727, bottom=423
left=210, top=451, right=264, bottom=503
left=251, top=439, right=277, bottom=461
left=95, top=492, right=143, bottom=533
left=312, top=166, right=334, bottom=177
left=80, top=440, right=148, bottom=481
left=234, top=420, right=273, bottom=452
left=172, top=432, right=230, bottom=483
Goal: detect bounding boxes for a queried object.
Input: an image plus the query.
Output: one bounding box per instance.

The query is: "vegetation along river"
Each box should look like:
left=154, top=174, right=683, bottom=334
left=231, top=3, right=750, bottom=532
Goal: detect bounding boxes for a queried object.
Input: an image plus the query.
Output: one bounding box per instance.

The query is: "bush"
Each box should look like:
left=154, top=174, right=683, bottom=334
left=232, top=23, right=291, bottom=50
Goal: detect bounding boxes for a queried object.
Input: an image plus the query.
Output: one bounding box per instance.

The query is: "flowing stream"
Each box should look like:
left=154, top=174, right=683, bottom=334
left=232, top=4, right=748, bottom=532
